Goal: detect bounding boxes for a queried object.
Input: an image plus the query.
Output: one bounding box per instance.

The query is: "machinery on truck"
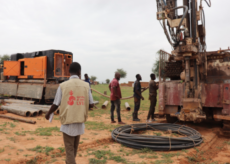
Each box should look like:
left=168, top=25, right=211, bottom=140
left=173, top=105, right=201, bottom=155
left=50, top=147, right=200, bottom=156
left=156, top=0, right=230, bottom=134
left=0, top=50, right=73, bottom=103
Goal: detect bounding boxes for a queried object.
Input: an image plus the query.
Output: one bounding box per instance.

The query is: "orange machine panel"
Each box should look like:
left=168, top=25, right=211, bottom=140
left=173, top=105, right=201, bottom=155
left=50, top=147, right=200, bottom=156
left=54, top=53, right=63, bottom=77
left=64, top=54, right=72, bottom=76
left=3, top=61, right=20, bottom=76
left=18, top=56, right=47, bottom=79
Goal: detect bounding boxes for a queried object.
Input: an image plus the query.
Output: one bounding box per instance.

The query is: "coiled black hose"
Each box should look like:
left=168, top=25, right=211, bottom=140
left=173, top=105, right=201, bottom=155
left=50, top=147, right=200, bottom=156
left=111, top=123, right=203, bottom=151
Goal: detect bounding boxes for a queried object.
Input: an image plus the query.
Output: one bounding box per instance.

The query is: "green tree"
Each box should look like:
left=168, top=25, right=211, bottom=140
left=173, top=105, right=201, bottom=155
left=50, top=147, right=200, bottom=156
left=90, top=76, right=97, bottom=82
left=116, top=69, right=127, bottom=78
left=0, top=54, right=10, bottom=64
left=152, top=50, right=164, bottom=78
left=106, top=79, right=110, bottom=84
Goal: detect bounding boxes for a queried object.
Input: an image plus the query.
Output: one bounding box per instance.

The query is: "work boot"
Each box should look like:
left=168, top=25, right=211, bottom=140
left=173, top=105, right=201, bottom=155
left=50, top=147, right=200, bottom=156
left=133, top=112, right=140, bottom=121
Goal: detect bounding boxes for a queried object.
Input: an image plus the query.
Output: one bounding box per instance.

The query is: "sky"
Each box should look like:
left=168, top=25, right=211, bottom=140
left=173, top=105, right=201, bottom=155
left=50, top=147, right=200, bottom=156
left=0, top=0, right=229, bottom=83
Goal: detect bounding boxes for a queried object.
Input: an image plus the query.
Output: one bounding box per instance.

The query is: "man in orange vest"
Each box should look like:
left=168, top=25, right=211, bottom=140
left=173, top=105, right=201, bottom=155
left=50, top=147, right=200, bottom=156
left=45, top=62, right=94, bottom=164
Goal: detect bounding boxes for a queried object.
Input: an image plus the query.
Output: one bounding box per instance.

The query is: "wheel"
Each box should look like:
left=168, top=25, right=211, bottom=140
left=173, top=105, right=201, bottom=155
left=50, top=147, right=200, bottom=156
left=166, top=114, right=178, bottom=123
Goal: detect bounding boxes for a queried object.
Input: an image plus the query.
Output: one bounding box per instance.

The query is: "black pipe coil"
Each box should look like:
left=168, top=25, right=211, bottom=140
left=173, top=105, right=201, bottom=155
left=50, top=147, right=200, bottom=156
left=111, top=123, right=203, bottom=151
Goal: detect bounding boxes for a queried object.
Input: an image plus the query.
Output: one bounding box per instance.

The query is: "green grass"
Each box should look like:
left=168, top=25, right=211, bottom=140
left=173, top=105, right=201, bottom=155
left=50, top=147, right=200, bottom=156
left=0, top=148, right=4, bottom=153
left=7, top=137, right=16, bottom=142
left=28, top=145, right=54, bottom=155
left=85, top=121, right=120, bottom=131
left=58, top=147, right=65, bottom=153
left=89, top=158, right=107, bottom=164
left=4, top=159, right=11, bottom=162
left=15, top=126, right=60, bottom=136
left=91, top=84, right=159, bottom=112
left=26, top=157, right=38, bottom=164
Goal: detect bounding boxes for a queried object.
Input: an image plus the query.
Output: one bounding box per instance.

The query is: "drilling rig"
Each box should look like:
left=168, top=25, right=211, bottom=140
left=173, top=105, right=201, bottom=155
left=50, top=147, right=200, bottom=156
left=156, top=0, right=230, bottom=134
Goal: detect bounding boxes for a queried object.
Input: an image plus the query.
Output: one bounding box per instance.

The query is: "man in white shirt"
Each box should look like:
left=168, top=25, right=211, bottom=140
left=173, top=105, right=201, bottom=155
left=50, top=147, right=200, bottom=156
left=45, top=62, right=94, bottom=164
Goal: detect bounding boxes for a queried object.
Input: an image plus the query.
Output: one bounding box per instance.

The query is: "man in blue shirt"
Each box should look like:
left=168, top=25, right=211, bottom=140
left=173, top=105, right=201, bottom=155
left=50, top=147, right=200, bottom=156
left=84, top=74, right=91, bottom=87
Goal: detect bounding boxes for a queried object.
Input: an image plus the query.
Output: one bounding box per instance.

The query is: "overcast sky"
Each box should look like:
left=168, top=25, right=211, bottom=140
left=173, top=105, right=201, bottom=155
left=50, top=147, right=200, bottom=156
left=0, top=0, right=229, bottom=83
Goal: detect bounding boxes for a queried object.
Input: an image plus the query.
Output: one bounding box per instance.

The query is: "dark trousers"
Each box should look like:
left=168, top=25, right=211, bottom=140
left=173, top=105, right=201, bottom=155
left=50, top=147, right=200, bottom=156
left=147, top=96, right=157, bottom=120
left=110, top=99, right=121, bottom=122
left=134, top=97, right=141, bottom=112
left=63, top=133, right=81, bottom=164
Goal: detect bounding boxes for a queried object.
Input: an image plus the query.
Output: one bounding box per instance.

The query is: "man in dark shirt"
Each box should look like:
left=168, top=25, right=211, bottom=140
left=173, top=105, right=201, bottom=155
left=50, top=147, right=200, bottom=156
left=133, top=74, right=144, bottom=121
left=109, top=72, right=125, bottom=124
left=147, top=73, right=158, bottom=122
left=84, top=74, right=91, bottom=86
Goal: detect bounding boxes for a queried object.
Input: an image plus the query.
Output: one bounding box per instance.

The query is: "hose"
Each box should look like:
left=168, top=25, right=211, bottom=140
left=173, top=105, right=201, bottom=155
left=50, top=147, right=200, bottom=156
left=204, top=0, right=211, bottom=7
left=91, top=87, right=149, bottom=100
left=111, top=123, right=203, bottom=151
left=169, top=6, right=188, bottom=32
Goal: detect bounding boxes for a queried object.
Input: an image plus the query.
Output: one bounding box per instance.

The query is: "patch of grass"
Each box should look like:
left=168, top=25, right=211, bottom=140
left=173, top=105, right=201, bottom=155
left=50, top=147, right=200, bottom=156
left=147, top=155, right=158, bottom=159
left=224, top=141, right=230, bottom=145
left=109, top=156, right=127, bottom=163
left=88, top=150, right=113, bottom=159
left=7, top=137, right=16, bottom=142
left=80, top=141, right=83, bottom=144
left=28, top=145, right=54, bottom=155
left=27, top=138, right=35, bottom=140
left=186, top=156, right=198, bottom=162
left=58, top=147, right=65, bottom=153
left=13, top=120, right=19, bottom=123
left=154, top=132, right=162, bottom=136
left=24, top=154, right=32, bottom=157
left=85, top=121, right=119, bottom=131
left=181, top=149, right=188, bottom=153
left=34, top=127, right=60, bottom=136
left=154, top=159, right=173, bottom=164
left=172, top=133, right=179, bottom=137
left=139, top=148, right=153, bottom=153
left=15, top=127, right=60, bottom=136
left=18, top=149, right=24, bottom=152
left=4, top=159, right=11, bottom=162
left=161, top=152, right=181, bottom=159
left=15, top=131, right=27, bottom=136
left=10, top=123, right=16, bottom=128
left=0, top=148, right=4, bottom=153
left=89, top=158, right=106, bottom=164
left=194, top=147, right=199, bottom=152
left=26, top=157, right=38, bottom=164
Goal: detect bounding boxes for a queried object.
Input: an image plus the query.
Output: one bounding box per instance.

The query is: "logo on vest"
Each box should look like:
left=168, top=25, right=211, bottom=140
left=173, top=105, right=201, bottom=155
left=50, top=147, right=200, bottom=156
left=76, top=96, right=85, bottom=105
left=68, top=90, right=76, bottom=106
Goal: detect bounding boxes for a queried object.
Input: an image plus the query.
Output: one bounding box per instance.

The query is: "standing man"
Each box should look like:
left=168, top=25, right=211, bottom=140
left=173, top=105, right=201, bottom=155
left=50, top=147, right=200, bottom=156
left=45, top=62, right=94, bottom=164
left=109, top=72, right=125, bottom=124
left=147, top=73, right=158, bottom=122
left=84, top=74, right=91, bottom=87
left=133, top=74, right=144, bottom=121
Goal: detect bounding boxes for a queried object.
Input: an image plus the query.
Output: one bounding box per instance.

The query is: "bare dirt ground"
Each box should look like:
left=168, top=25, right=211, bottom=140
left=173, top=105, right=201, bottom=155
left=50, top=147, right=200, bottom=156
left=0, top=108, right=230, bottom=164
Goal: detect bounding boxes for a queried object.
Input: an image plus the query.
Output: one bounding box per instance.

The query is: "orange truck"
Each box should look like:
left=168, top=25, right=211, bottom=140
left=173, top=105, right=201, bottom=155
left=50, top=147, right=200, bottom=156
left=0, top=50, right=73, bottom=103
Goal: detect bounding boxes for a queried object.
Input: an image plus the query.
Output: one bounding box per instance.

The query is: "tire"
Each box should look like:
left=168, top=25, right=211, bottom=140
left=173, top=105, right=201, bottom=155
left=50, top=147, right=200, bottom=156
left=166, top=114, right=178, bottom=123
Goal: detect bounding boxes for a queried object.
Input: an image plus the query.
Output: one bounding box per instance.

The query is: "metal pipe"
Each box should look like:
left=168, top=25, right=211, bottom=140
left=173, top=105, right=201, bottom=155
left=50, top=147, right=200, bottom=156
left=189, top=0, right=192, bottom=37
left=1, top=105, right=31, bottom=117
left=159, top=51, right=161, bottom=83
left=194, top=59, right=198, bottom=89
left=192, top=0, right=197, bottom=43
left=102, top=101, right=109, bottom=109
left=6, top=105, right=43, bottom=116
left=4, top=99, right=34, bottom=104
left=125, top=102, right=131, bottom=111
left=185, top=57, right=191, bottom=98
left=0, top=114, right=36, bottom=124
